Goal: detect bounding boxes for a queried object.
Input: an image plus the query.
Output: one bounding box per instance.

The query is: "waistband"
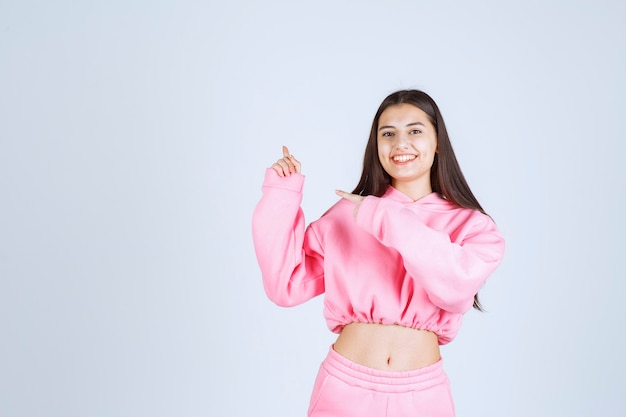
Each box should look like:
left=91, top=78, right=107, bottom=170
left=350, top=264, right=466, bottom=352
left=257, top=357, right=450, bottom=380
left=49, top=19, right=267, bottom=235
left=321, top=345, right=448, bottom=393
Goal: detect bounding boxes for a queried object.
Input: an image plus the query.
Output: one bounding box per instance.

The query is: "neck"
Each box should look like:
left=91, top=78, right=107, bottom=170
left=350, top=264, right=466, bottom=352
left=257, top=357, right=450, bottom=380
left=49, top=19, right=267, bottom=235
left=391, top=181, right=432, bottom=201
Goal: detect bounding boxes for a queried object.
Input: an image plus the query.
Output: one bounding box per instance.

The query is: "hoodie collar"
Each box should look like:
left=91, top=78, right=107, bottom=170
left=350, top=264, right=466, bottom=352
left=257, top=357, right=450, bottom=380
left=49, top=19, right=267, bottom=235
left=382, top=186, right=447, bottom=206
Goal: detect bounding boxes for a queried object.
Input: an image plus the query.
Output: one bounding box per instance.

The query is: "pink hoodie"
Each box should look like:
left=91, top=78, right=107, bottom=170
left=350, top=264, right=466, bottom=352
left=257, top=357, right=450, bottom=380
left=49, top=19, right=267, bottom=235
left=252, top=169, right=505, bottom=344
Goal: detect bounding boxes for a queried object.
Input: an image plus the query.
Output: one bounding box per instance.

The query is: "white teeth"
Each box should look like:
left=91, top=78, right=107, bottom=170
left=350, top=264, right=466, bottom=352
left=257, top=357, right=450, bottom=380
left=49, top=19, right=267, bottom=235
left=393, top=155, right=416, bottom=162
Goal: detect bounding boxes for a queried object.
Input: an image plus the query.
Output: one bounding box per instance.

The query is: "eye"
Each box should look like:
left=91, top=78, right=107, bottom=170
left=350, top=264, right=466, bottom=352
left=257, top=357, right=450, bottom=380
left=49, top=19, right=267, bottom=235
left=381, top=131, right=394, bottom=137
left=410, top=129, right=422, bottom=134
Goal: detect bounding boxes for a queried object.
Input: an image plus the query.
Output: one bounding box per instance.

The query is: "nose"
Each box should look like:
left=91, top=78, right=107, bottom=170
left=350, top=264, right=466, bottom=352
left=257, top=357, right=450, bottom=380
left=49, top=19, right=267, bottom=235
left=395, top=132, right=410, bottom=148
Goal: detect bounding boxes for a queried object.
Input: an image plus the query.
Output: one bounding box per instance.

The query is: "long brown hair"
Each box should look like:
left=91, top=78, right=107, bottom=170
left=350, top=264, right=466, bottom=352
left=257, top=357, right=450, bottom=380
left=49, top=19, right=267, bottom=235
left=352, top=89, right=486, bottom=310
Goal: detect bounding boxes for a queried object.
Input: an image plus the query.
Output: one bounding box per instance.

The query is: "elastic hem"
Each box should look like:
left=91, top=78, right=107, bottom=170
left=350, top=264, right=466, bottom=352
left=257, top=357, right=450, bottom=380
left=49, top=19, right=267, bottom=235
left=321, top=345, right=447, bottom=393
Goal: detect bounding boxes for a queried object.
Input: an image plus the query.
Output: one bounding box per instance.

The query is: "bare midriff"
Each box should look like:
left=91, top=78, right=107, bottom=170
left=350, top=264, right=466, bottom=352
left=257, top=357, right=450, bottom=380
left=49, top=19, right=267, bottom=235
left=333, top=322, right=441, bottom=371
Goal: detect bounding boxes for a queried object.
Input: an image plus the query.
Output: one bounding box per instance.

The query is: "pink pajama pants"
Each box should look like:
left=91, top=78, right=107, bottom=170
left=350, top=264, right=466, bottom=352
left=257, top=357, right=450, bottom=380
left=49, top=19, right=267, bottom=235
left=308, top=346, right=455, bottom=417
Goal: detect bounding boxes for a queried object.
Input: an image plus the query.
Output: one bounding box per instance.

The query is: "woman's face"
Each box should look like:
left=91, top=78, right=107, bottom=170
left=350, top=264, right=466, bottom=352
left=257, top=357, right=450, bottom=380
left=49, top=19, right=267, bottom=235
left=377, top=103, right=438, bottom=198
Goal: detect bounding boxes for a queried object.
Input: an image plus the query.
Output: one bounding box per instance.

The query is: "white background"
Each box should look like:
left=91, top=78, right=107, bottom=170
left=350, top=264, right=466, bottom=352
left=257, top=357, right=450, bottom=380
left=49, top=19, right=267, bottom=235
left=1, top=1, right=624, bottom=416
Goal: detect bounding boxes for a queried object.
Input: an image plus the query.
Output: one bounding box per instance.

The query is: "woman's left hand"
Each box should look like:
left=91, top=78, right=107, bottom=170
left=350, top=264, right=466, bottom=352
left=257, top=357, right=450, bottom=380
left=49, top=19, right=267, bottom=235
left=335, top=190, right=365, bottom=218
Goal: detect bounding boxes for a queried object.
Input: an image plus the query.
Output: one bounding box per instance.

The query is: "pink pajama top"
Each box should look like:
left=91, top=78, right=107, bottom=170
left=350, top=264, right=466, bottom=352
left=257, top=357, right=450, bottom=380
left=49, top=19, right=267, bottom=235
left=252, top=169, right=505, bottom=345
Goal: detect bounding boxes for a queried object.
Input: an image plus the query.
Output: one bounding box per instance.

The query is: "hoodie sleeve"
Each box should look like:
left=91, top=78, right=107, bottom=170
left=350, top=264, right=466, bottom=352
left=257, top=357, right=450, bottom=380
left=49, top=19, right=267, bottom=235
left=251, top=168, right=325, bottom=307
left=356, top=196, right=504, bottom=314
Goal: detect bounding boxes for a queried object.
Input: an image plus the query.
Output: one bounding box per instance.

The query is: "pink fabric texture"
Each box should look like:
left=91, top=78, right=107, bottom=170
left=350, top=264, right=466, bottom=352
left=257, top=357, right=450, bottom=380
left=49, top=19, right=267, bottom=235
left=252, top=169, right=505, bottom=344
left=308, top=347, right=455, bottom=417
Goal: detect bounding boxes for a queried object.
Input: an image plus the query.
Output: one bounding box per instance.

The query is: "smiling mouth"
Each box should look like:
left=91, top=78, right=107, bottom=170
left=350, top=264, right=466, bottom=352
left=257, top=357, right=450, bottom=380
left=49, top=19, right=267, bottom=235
left=392, top=154, right=417, bottom=163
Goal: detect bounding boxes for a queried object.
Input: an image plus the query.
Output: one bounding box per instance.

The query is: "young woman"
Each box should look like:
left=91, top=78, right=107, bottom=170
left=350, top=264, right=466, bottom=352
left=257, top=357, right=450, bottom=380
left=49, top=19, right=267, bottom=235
left=252, top=89, right=505, bottom=416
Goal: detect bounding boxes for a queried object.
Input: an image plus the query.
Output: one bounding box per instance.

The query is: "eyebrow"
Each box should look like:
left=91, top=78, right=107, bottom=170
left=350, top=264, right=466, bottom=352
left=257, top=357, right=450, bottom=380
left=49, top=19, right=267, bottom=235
left=378, top=122, right=426, bottom=131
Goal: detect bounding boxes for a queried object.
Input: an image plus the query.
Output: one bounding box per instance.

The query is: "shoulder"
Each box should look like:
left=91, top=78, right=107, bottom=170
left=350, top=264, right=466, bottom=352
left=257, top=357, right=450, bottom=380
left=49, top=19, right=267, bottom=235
left=414, top=196, right=498, bottom=234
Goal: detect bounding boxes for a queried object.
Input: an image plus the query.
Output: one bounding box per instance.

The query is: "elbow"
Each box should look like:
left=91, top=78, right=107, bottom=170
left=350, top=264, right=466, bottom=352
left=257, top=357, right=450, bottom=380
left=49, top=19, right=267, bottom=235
left=429, top=293, right=474, bottom=314
left=426, top=279, right=482, bottom=314
left=264, top=290, right=302, bottom=307
left=262, top=281, right=306, bottom=307
left=259, top=266, right=324, bottom=307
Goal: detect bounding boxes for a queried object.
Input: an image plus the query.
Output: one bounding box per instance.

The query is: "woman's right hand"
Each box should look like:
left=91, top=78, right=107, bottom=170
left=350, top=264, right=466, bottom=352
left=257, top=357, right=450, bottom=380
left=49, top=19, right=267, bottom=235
left=271, top=146, right=301, bottom=177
